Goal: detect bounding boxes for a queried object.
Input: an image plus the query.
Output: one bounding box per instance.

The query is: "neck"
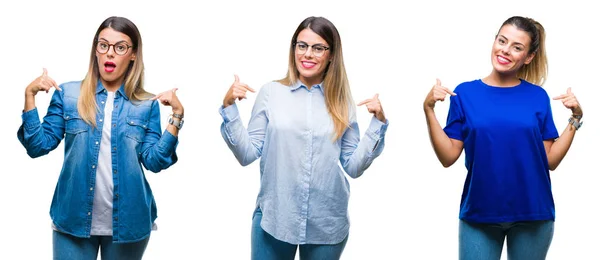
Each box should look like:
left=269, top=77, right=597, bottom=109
left=483, top=71, right=521, bottom=87
left=101, top=79, right=123, bottom=92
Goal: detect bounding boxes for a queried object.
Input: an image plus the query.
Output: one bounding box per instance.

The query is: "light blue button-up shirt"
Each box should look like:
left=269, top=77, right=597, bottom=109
left=220, top=80, right=388, bottom=244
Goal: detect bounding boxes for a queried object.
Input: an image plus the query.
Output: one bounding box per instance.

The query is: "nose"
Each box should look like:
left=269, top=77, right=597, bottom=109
left=303, top=46, right=314, bottom=58
left=106, top=45, right=116, bottom=57
left=501, top=45, right=511, bottom=55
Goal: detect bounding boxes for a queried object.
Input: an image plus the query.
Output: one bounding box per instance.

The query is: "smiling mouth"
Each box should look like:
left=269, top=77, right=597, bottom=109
left=497, top=55, right=511, bottom=65
left=104, top=62, right=116, bottom=72
left=301, top=61, right=316, bottom=69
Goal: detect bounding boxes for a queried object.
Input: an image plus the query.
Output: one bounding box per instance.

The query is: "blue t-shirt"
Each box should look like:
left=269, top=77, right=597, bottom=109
left=444, top=79, right=559, bottom=223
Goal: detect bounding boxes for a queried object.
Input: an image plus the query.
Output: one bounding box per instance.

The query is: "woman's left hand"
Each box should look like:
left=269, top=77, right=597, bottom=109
left=358, top=93, right=386, bottom=122
left=553, top=87, right=583, bottom=117
left=152, top=88, right=184, bottom=115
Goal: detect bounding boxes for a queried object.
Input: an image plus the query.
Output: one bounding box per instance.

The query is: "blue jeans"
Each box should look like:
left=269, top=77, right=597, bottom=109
left=53, top=230, right=149, bottom=260
left=459, top=219, right=554, bottom=260
left=251, top=208, right=348, bottom=260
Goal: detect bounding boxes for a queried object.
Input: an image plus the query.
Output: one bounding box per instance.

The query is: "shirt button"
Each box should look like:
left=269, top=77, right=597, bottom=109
left=113, top=147, right=117, bottom=151
left=115, top=194, right=119, bottom=199
left=65, top=116, right=70, bottom=119
left=113, top=169, right=117, bottom=174
left=99, top=119, right=103, bottom=122
left=113, top=124, right=116, bottom=127
left=88, top=212, right=91, bottom=216
left=114, top=217, right=118, bottom=221
left=90, top=187, right=93, bottom=191
left=101, top=101, right=105, bottom=104
left=114, top=105, right=118, bottom=108
left=92, top=165, right=96, bottom=169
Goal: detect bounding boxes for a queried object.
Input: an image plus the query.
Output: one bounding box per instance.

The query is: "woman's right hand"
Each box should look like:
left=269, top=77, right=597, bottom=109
left=25, top=68, right=61, bottom=96
left=424, top=78, right=455, bottom=110
left=223, top=75, right=255, bottom=108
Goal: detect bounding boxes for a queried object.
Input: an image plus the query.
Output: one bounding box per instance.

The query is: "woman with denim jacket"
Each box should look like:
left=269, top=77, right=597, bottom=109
left=220, top=16, right=389, bottom=260
left=18, top=16, right=183, bottom=260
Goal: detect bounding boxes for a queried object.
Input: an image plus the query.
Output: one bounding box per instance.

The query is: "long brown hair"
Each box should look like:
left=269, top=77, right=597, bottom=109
left=78, top=16, right=152, bottom=126
left=500, top=16, right=548, bottom=86
left=278, top=16, right=353, bottom=141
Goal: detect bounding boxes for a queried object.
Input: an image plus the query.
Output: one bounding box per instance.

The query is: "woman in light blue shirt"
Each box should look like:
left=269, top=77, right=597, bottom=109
left=18, top=16, right=184, bottom=260
left=220, top=16, right=389, bottom=260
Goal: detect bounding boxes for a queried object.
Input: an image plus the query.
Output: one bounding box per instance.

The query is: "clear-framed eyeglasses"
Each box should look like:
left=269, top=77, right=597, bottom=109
left=294, top=41, right=330, bottom=57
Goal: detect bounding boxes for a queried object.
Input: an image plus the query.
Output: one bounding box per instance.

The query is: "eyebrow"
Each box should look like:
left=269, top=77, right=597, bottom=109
left=498, top=35, right=525, bottom=47
left=296, top=40, right=327, bottom=46
left=98, top=38, right=129, bottom=45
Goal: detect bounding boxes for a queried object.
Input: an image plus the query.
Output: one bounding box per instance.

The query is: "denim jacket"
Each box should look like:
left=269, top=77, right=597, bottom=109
left=18, top=81, right=178, bottom=243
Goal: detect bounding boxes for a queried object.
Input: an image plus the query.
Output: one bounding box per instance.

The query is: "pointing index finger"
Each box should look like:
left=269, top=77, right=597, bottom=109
left=442, top=87, right=456, bottom=96
left=243, top=85, right=256, bottom=93
left=357, top=99, right=370, bottom=106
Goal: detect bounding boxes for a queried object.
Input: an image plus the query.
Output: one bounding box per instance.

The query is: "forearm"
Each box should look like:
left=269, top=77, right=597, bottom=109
left=24, top=93, right=36, bottom=112
left=220, top=104, right=263, bottom=166
left=140, top=130, right=178, bottom=173
left=547, top=123, right=577, bottom=170
left=341, top=118, right=388, bottom=178
left=425, top=107, right=460, bottom=167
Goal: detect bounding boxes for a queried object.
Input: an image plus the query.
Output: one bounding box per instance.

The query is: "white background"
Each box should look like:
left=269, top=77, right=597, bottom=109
left=1, top=0, right=598, bottom=259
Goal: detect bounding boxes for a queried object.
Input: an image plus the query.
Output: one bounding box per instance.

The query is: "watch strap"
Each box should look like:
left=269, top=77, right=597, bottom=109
left=568, top=117, right=582, bottom=130
left=168, top=116, right=184, bottom=130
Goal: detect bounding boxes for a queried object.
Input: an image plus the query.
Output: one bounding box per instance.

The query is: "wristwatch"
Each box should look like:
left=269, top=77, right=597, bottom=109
left=568, top=116, right=582, bottom=130
left=168, top=116, right=184, bottom=130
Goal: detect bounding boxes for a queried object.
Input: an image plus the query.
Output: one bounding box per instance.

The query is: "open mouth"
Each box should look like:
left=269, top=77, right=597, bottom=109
left=104, top=61, right=116, bottom=72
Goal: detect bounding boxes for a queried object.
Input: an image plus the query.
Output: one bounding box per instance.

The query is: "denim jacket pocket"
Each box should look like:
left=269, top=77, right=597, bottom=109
left=64, top=112, right=89, bottom=135
left=125, top=117, right=149, bottom=143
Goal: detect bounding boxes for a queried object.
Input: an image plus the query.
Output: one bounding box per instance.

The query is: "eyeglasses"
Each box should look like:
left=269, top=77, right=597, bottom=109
left=294, top=41, right=330, bottom=57
left=96, top=41, right=133, bottom=56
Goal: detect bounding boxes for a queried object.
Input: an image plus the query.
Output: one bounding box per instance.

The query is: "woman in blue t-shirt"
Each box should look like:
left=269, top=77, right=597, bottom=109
left=423, top=16, right=583, bottom=259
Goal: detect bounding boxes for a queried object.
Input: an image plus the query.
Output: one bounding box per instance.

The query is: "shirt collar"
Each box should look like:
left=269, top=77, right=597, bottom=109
left=290, top=80, right=324, bottom=94
left=96, top=80, right=129, bottom=100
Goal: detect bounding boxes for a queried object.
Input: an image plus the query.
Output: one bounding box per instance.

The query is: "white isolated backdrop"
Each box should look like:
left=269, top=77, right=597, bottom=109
left=0, top=0, right=598, bottom=259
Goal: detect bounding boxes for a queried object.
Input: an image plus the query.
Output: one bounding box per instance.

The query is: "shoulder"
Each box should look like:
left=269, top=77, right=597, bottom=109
left=453, top=79, right=480, bottom=93
left=519, top=80, right=550, bottom=99
left=59, top=80, right=83, bottom=98
left=261, top=81, right=287, bottom=91
left=256, top=80, right=288, bottom=97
